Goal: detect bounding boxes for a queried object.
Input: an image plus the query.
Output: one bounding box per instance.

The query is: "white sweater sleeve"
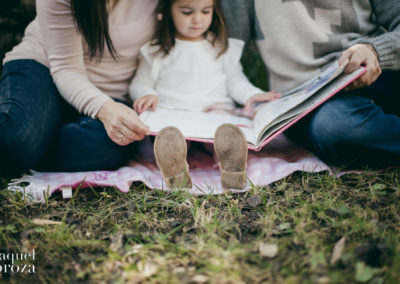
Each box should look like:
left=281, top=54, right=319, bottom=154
left=129, top=43, right=160, bottom=100
left=36, top=0, right=111, bottom=118
left=223, top=38, right=264, bottom=105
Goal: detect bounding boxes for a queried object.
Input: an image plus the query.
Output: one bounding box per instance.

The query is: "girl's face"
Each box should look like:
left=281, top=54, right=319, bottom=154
left=171, top=0, right=214, bottom=41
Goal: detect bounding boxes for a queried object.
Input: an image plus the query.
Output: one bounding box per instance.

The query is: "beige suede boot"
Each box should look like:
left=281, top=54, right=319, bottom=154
left=214, top=123, right=248, bottom=190
left=154, top=126, right=192, bottom=189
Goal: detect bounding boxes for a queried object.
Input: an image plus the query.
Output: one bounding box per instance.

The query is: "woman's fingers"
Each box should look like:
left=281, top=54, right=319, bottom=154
left=122, top=108, right=149, bottom=134
left=97, top=100, right=149, bottom=145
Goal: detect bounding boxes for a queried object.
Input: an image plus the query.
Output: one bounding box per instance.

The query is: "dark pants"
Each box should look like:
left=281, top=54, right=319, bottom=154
left=286, top=70, right=400, bottom=169
left=0, top=60, right=135, bottom=177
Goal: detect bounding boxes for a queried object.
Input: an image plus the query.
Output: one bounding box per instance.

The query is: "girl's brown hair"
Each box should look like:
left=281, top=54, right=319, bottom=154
left=153, top=0, right=228, bottom=57
left=71, top=0, right=119, bottom=61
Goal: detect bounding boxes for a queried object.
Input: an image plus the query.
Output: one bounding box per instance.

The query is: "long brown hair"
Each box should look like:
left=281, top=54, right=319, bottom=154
left=153, top=0, right=228, bottom=57
left=70, top=0, right=119, bottom=61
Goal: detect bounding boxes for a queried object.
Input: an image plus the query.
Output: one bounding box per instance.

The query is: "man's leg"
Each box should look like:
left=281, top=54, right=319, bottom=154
left=286, top=71, right=400, bottom=168
left=0, top=60, right=63, bottom=177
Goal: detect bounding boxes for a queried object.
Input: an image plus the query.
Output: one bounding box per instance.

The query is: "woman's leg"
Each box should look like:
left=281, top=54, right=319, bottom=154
left=0, top=60, right=137, bottom=176
left=0, top=60, right=63, bottom=177
left=286, top=71, right=400, bottom=168
left=40, top=115, right=136, bottom=172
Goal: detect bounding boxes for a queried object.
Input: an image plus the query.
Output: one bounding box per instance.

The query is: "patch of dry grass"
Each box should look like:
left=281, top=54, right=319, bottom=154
left=1, top=169, right=399, bottom=283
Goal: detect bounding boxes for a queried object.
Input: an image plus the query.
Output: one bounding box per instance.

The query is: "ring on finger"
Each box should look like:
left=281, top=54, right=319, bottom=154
left=119, top=133, right=124, bottom=142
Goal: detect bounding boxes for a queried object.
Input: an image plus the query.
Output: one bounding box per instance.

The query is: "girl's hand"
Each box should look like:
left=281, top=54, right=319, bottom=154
left=133, top=95, right=159, bottom=114
left=339, top=43, right=381, bottom=90
left=244, top=91, right=281, bottom=110
left=97, top=100, right=149, bottom=146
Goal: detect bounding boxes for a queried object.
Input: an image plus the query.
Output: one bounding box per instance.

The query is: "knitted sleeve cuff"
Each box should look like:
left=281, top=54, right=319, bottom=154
left=361, top=35, right=398, bottom=70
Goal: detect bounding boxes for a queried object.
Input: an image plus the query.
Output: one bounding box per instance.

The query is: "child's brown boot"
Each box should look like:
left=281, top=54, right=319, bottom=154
left=154, top=126, right=192, bottom=189
left=214, top=123, right=248, bottom=190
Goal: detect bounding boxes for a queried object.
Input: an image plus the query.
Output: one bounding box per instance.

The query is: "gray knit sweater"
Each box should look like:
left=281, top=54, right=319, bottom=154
left=221, top=0, right=400, bottom=92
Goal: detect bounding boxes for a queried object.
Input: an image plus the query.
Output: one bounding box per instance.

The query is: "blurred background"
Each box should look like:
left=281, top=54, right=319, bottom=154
left=0, top=0, right=268, bottom=89
left=0, top=0, right=36, bottom=74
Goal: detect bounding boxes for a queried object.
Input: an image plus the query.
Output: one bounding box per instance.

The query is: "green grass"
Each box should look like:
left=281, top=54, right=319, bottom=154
left=1, top=169, right=399, bottom=283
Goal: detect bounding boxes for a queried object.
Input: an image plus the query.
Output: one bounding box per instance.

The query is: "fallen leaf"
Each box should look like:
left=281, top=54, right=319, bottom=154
left=32, top=219, right=62, bottom=225
left=330, top=236, right=346, bottom=265
left=137, top=261, right=158, bottom=278
left=21, top=239, right=37, bottom=253
left=372, top=183, right=386, bottom=190
left=125, top=245, right=143, bottom=256
left=127, top=203, right=135, bottom=218
left=355, top=262, right=379, bottom=282
left=123, top=270, right=143, bottom=284
left=247, top=195, right=262, bottom=208
left=317, top=276, right=331, bottom=284
left=191, top=274, right=209, bottom=283
left=259, top=243, right=278, bottom=258
left=336, top=205, right=350, bottom=216
left=278, top=222, right=291, bottom=231
left=5, top=224, right=17, bottom=232
left=110, top=234, right=124, bottom=253
left=172, top=266, right=186, bottom=274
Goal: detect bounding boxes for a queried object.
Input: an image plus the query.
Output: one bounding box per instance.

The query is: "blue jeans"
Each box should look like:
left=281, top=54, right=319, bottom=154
left=0, top=60, right=136, bottom=177
left=286, top=70, right=400, bottom=169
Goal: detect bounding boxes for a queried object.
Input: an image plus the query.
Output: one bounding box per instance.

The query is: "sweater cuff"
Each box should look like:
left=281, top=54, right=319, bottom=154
left=361, top=37, right=396, bottom=70
left=91, top=96, right=114, bottom=119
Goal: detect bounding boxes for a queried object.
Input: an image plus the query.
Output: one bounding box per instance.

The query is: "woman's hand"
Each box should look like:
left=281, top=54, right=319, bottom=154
left=339, top=43, right=382, bottom=90
left=133, top=94, right=159, bottom=114
left=97, top=100, right=149, bottom=146
left=244, top=91, right=281, bottom=110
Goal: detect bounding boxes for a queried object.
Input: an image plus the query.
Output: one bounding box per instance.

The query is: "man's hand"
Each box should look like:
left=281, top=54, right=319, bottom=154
left=133, top=94, right=159, bottom=114
left=244, top=91, right=281, bottom=110
left=339, top=43, right=381, bottom=90
left=97, top=100, right=149, bottom=146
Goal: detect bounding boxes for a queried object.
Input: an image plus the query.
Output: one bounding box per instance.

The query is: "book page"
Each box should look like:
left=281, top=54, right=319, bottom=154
left=254, top=66, right=365, bottom=146
left=251, top=61, right=346, bottom=143
left=139, top=108, right=258, bottom=146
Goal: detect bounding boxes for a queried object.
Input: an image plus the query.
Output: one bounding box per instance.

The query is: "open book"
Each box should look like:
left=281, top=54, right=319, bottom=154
left=139, top=61, right=366, bottom=151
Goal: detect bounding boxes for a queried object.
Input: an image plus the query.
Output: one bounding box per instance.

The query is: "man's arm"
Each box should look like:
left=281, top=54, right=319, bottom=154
left=362, top=0, right=400, bottom=70
left=220, top=0, right=255, bottom=42
left=339, top=0, right=400, bottom=89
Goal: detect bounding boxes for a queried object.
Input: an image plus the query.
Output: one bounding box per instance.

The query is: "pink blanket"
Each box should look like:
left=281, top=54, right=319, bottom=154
left=8, top=135, right=330, bottom=203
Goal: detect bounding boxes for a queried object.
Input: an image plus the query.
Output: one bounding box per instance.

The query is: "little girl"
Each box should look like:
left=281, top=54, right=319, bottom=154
left=129, top=0, right=280, bottom=190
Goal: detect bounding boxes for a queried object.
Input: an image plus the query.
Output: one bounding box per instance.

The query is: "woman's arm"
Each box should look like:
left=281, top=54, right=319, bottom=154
left=36, top=0, right=149, bottom=145
left=36, top=0, right=111, bottom=118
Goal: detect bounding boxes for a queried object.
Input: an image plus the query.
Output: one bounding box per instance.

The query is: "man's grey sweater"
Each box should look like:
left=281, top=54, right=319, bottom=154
left=221, top=0, right=400, bottom=92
